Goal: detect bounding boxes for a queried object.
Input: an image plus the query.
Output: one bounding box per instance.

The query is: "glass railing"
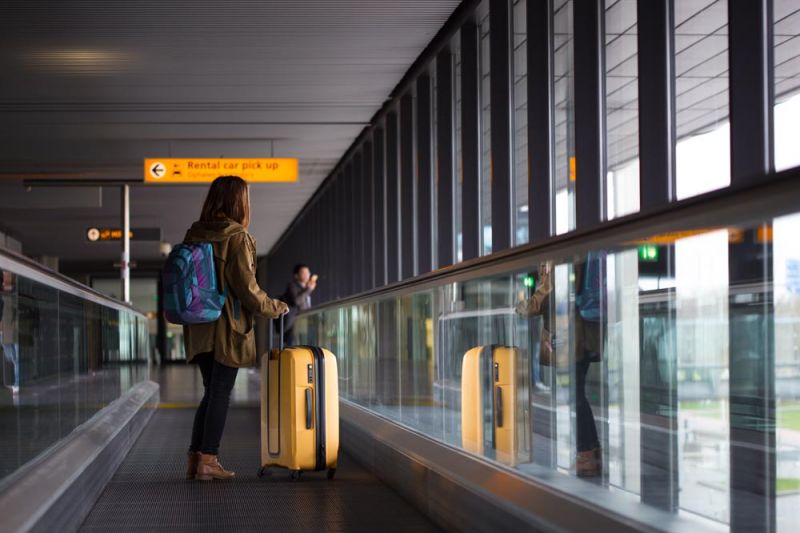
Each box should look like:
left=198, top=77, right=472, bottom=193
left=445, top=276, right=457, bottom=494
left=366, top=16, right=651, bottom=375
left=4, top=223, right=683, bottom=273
left=294, top=173, right=800, bottom=532
left=0, top=250, right=150, bottom=485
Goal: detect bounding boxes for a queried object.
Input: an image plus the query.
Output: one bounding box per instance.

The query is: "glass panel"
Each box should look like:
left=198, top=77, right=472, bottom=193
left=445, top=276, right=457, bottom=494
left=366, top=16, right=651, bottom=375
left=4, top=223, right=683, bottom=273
left=553, top=0, right=576, bottom=235
left=674, top=0, right=731, bottom=199
left=513, top=0, right=529, bottom=245
left=93, top=278, right=158, bottom=361
left=294, top=188, right=800, bottom=532
left=675, top=229, right=730, bottom=523
left=479, top=3, right=492, bottom=255
left=605, top=0, right=640, bottom=220
left=0, top=261, right=150, bottom=484
left=774, top=0, right=800, bottom=171
left=605, top=249, right=642, bottom=495
left=773, top=212, right=800, bottom=533
left=400, top=292, right=436, bottom=432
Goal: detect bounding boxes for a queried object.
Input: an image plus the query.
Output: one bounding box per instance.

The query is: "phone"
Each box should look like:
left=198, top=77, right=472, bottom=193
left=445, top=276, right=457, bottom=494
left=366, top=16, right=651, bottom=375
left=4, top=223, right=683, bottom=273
left=310, top=274, right=319, bottom=282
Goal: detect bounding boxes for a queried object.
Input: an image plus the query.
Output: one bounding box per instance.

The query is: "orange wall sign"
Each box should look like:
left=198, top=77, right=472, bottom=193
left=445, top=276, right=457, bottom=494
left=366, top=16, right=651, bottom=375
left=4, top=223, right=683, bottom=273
left=144, top=158, right=298, bottom=183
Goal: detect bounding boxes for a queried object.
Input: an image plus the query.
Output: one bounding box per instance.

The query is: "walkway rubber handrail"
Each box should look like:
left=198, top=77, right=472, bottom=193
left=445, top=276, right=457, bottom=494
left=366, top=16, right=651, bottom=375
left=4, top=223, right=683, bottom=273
left=0, top=246, right=147, bottom=318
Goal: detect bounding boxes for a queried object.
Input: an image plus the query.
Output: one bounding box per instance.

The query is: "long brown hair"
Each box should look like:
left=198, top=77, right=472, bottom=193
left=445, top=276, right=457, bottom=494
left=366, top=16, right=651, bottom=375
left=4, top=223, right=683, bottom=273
left=200, top=176, right=251, bottom=227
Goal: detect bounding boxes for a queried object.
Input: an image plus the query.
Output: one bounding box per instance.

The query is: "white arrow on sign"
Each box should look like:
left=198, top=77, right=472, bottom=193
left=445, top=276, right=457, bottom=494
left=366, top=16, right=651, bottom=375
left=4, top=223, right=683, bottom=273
left=149, top=162, right=166, bottom=179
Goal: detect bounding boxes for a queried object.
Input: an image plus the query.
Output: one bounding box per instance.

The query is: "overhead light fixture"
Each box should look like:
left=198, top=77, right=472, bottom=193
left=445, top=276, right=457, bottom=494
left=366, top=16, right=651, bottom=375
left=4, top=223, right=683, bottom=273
left=25, top=48, right=133, bottom=75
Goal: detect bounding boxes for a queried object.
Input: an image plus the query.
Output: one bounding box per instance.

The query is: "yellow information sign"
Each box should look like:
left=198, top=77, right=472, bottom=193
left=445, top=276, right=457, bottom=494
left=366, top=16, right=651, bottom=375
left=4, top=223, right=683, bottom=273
left=144, top=158, right=298, bottom=183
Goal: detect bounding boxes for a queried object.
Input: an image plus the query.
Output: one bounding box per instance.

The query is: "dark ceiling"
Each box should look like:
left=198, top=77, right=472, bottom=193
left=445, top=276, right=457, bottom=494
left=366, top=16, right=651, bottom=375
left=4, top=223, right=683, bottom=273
left=0, top=0, right=461, bottom=263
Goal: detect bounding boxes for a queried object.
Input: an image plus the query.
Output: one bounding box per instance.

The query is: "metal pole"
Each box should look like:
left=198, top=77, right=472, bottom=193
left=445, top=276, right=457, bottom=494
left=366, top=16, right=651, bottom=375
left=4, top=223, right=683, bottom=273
left=121, top=184, right=130, bottom=303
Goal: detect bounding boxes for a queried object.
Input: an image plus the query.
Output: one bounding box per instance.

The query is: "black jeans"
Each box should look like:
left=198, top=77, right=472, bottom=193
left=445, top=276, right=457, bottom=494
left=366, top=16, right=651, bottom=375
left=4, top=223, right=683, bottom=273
left=576, top=357, right=600, bottom=453
left=189, top=352, right=239, bottom=455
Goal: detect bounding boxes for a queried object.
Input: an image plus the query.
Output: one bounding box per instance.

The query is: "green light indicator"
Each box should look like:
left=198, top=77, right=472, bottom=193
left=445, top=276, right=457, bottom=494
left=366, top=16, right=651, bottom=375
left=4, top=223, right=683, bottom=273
left=523, top=275, right=535, bottom=288
left=639, top=245, right=659, bottom=262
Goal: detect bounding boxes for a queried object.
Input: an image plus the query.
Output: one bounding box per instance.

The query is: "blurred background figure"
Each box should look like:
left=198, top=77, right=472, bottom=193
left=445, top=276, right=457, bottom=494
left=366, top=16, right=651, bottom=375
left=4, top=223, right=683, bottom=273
left=278, top=263, right=317, bottom=346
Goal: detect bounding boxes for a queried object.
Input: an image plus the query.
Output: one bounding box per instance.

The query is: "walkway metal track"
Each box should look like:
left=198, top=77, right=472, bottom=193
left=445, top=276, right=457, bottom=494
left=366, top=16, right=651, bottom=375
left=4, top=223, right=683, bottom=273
left=80, top=406, right=439, bottom=532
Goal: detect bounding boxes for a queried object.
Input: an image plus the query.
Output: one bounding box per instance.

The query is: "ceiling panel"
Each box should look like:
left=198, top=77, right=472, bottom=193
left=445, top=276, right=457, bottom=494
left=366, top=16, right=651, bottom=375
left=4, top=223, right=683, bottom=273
left=0, top=0, right=460, bottom=262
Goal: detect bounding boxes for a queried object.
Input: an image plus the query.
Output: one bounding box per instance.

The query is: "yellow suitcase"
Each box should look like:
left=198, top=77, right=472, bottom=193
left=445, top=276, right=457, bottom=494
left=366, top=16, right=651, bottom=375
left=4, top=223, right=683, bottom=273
left=259, top=320, right=339, bottom=479
left=461, top=345, right=517, bottom=465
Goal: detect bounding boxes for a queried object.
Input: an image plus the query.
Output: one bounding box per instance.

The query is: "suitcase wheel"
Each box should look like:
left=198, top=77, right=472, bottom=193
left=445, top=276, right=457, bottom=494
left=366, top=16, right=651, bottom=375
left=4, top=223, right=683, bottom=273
left=326, top=468, right=336, bottom=480
left=257, top=466, right=270, bottom=478
left=290, top=470, right=302, bottom=481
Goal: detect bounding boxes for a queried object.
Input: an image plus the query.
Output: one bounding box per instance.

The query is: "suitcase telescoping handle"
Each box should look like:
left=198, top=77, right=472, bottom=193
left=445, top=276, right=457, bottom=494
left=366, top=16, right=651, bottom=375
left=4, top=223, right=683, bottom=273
left=269, top=313, right=285, bottom=352
left=266, top=312, right=286, bottom=458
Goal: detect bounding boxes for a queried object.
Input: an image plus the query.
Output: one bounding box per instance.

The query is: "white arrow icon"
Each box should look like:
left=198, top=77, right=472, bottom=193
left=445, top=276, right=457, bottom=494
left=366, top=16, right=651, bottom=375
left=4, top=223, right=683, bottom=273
left=149, top=162, right=165, bottom=179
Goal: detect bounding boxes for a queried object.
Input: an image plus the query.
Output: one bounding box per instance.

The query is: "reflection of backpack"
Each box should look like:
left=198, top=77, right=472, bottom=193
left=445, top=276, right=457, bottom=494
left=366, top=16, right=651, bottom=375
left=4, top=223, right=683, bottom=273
left=575, top=251, right=606, bottom=322
left=162, top=243, right=226, bottom=324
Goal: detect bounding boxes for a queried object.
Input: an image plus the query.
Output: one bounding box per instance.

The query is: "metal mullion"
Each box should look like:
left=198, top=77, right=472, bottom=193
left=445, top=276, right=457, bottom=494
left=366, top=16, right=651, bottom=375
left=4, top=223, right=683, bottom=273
left=309, top=206, right=317, bottom=299
left=416, top=74, right=433, bottom=275
left=527, top=0, right=554, bottom=243
left=436, top=47, right=455, bottom=268
left=328, top=182, right=334, bottom=300
left=339, top=168, right=349, bottom=297
left=374, top=126, right=387, bottom=287
left=328, top=189, right=335, bottom=301
left=637, top=2, right=680, bottom=503
left=353, top=152, right=364, bottom=294
left=318, top=191, right=327, bottom=303
left=573, top=0, right=605, bottom=228
left=461, top=15, right=481, bottom=261
left=400, top=91, right=416, bottom=280
left=728, top=0, right=774, bottom=184
left=489, top=0, right=513, bottom=252
left=350, top=160, right=361, bottom=295
left=386, top=110, right=400, bottom=284
left=526, top=0, right=557, bottom=467
left=325, top=189, right=332, bottom=303
left=637, top=0, right=675, bottom=210
left=336, top=174, right=346, bottom=298
left=728, top=227, right=776, bottom=533
left=363, top=140, right=375, bottom=291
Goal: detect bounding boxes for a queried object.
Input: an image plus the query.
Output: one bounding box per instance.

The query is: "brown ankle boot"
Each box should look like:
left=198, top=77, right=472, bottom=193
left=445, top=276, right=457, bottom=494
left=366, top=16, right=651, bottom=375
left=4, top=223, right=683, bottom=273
left=576, top=450, right=600, bottom=477
left=196, top=453, right=235, bottom=481
left=593, top=447, right=603, bottom=474
left=186, top=451, right=201, bottom=480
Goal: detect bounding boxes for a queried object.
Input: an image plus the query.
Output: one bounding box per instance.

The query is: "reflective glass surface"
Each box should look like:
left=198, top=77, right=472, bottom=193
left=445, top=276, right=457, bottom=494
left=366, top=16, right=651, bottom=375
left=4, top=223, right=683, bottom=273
left=295, top=204, right=800, bottom=531
left=0, top=260, right=150, bottom=484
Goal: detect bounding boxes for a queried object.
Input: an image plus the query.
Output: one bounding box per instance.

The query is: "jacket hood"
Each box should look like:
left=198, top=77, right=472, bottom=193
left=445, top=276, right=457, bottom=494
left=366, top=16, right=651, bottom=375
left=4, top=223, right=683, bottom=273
left=183, top=218, right=247, bottom=243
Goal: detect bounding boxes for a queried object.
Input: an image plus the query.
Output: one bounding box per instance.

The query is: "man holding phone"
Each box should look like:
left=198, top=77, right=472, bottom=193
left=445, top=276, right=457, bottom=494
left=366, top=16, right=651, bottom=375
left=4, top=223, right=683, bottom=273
left=277, top=263, right=317, bottom=346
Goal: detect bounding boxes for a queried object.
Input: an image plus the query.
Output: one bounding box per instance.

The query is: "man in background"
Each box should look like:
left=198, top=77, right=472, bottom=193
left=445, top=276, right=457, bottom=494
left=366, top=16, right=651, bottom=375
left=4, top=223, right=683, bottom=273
left=277, top=263, right=317, bottom=346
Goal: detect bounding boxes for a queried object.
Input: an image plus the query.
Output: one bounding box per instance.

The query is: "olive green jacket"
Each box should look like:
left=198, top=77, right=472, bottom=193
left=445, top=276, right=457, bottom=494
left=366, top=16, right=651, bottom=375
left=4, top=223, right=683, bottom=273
left=182, top=219, right=286, bottom=367
left=515, top=260, right=602, bottom=361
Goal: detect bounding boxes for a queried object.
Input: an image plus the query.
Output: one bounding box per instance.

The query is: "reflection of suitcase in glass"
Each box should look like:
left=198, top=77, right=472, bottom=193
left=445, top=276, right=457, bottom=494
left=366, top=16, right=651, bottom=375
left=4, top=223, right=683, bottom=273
left=461, top=345, right=517, bottom=465
left=259, top=318, right=339, bottom=480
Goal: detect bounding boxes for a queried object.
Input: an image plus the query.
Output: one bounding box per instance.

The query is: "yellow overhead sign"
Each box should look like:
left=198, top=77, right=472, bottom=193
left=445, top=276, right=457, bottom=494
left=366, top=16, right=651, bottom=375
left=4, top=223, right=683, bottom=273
left=144, top=158, right=298, bottom=183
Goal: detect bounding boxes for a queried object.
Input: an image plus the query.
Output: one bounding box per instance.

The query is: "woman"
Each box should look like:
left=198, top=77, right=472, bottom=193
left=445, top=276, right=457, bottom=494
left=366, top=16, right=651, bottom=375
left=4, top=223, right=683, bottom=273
left=182, top=175, right=288, bottom=481
left=516, top=258, right=603, bottom=477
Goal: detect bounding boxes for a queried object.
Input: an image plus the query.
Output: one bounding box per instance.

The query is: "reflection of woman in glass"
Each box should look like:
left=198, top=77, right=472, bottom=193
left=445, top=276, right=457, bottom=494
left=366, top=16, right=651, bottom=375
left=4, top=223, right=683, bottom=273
left=516, top=258, right=603, bottom=477
left=0, top=269, right=20, bottom=393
